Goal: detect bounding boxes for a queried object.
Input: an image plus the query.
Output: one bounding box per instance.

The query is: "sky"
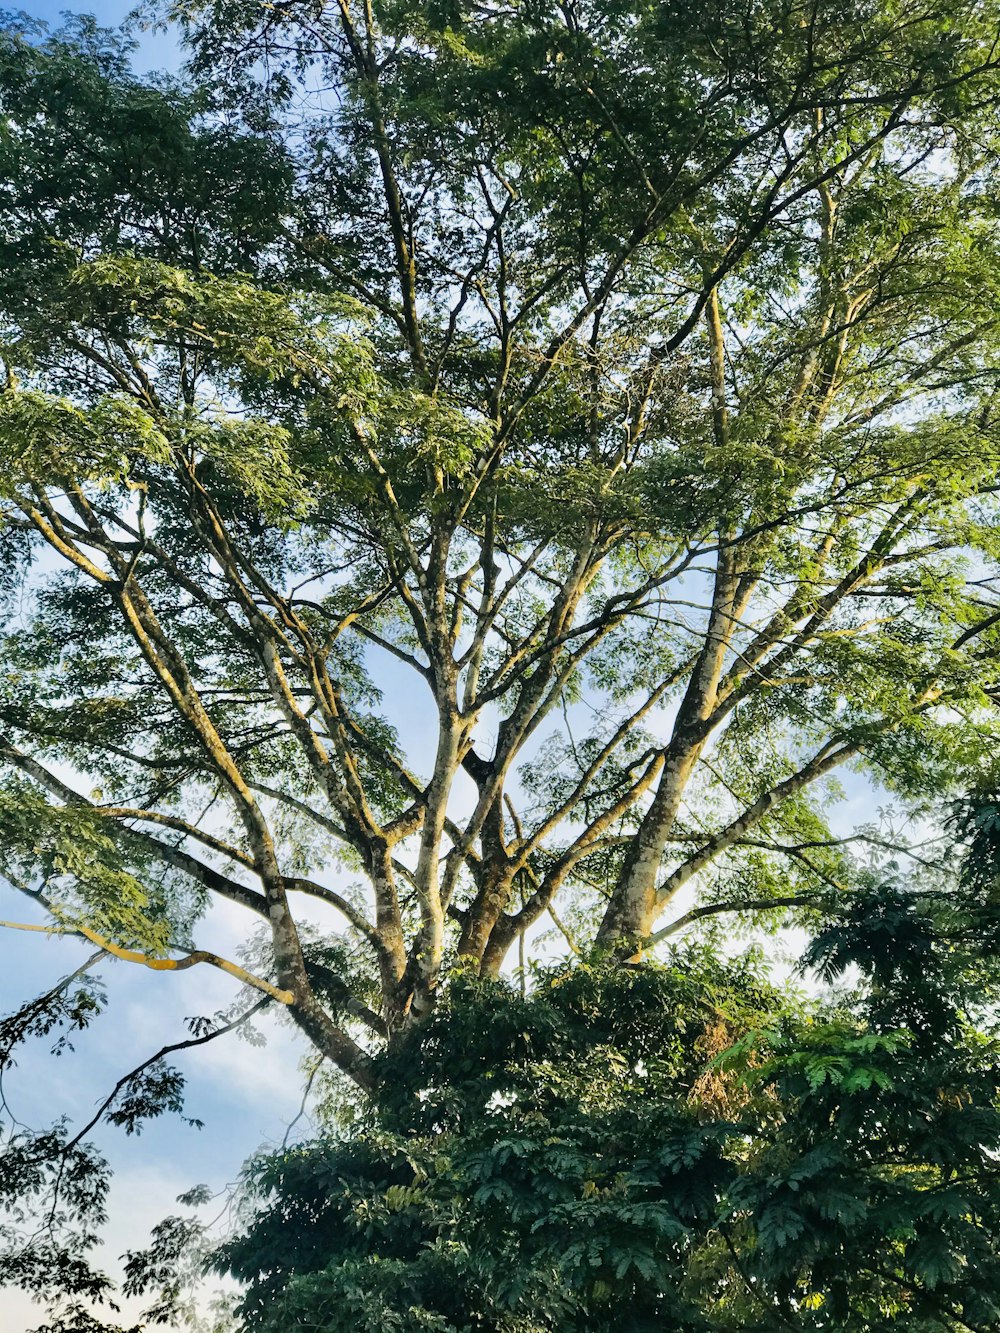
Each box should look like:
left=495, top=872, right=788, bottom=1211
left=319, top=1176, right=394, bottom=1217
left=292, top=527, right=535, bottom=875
left=25, top=1, right=181, bottom=70
left=0, top=6, right=930, bottom=1330
left=1, top=897, right=318, bottom=1330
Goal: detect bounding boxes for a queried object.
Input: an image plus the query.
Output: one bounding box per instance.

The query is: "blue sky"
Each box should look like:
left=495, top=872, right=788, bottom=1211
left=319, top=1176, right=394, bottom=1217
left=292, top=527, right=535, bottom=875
left=23, top=1, right=182, bottom=77
left=25, top=1, right=180, bottom=69
left=1, top=895, right=317, bottom=1330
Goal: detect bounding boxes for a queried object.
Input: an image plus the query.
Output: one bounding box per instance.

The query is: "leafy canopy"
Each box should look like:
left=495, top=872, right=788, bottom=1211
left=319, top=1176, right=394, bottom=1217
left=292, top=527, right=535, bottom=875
left=3, top=0, right=1000, bottom=1326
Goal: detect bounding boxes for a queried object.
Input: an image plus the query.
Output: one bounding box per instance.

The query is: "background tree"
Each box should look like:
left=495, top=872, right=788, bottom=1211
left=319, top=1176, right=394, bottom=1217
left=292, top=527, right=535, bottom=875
left=4, top=0, right=1000, bottom=1324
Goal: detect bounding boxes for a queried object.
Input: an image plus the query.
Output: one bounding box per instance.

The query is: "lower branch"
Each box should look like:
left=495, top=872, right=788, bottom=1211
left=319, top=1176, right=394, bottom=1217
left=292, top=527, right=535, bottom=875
left=0, top=918, right=294, bottom=1004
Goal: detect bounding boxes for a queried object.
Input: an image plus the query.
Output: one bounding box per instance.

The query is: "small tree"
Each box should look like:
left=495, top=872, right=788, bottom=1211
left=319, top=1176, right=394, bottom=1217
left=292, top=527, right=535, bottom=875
left=214, top=893, right=1000, bottom=1333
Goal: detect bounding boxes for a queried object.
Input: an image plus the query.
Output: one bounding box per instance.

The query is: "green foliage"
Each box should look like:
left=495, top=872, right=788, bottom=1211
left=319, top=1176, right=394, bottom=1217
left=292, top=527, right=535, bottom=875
left=0, top=1122, right=113, bottom=1307
left=216, top=914, right=1000, bottom=1333
left=0, top=969, right=106, bottom=1067
left=217, top=955, right=772, bottom=1333
left=0, top=780, right=180, bottom=951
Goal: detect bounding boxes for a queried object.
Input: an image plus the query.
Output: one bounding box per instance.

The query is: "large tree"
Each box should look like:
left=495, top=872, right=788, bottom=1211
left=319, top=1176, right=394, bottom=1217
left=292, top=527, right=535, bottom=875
left=4, top=0, right=1000, bottom=1322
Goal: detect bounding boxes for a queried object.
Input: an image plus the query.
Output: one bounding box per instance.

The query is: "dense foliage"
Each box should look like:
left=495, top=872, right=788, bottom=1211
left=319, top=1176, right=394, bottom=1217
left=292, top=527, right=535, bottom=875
left=217, top=866, right=1000, bottom=1333
left=3, top=0, right=1000, bottom=1326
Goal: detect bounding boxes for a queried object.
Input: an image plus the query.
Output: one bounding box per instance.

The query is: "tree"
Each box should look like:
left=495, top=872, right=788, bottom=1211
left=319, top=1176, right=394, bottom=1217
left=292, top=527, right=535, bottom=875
left=4, top=0, right=1000, bottom=1322
left=213, top=881, right=1000, bottom=1333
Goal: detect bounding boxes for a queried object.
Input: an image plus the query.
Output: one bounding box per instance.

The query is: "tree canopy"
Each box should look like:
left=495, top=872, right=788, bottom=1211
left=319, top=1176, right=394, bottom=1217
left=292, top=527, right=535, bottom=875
left=3, top=0, right=1000, bottom=1327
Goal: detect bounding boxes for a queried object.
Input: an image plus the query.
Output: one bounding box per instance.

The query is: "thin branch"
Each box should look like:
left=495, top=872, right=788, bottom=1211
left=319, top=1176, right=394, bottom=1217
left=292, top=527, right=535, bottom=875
left=648, top=894, right=824, bottom=945
left=63, top=997, right=271, bottom=1154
